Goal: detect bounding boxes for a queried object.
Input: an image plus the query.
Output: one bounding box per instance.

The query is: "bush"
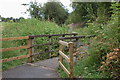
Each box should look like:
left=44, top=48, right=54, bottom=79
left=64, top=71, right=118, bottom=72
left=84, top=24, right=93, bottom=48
left=99, top=48, right=120, bottom=79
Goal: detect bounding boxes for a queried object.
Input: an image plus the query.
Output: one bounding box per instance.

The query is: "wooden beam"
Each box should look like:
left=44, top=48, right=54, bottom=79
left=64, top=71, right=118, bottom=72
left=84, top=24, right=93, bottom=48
left=59, top=61, right=70, bottom=76
left=59, top=51, right=70, bottom=63
left=0, top=46, right=29, bottom=52
left=0, top=55, right=29, bottom=63
left=59, top=40, right=69, bottom=47
left=0, top=36, right=29, bottom=41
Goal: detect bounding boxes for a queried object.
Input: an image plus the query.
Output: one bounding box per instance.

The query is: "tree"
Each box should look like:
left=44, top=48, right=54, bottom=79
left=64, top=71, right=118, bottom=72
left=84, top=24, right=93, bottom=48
left=66, top=2, right=111, bottom=26
left=43, top=2, right=68, bottom=24
left=24, top=1, right=68, bottom=25
left=26, top=1, right=43, bottom=20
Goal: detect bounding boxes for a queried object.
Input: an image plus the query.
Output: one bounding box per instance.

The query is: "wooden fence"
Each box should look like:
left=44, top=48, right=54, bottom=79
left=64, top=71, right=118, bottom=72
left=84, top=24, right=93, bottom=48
left=0, top=33, right=78, bottom=63
left=59, top=40, right=74, bottom=78
left=58, top=35, right=95, bottom=78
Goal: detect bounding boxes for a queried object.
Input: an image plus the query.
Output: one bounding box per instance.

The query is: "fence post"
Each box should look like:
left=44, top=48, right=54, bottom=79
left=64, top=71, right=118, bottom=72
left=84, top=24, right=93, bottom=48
left=48, top=36, right=52, bottom=58
left=27, top=38, right=33, bottom=63
left=59, top=43, right=63, bottom=64
left=68, top=42, right=74, bottom=78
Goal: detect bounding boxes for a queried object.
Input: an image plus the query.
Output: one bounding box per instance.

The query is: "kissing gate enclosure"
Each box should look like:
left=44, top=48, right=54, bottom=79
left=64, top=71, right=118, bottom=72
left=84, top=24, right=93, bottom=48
left=0, top=33, right=95, bottom=78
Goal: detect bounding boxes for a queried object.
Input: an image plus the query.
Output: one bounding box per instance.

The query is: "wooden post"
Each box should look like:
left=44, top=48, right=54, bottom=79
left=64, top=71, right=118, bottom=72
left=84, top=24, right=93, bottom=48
left=27, top=38, right=32, bottom=63
left=31, top=38, right=34, bottom=61
left=59, top=43, right=63, bottom=64
left=68, top=42, right=74, bottom=78
left=48, top=36, right=52, bottom=58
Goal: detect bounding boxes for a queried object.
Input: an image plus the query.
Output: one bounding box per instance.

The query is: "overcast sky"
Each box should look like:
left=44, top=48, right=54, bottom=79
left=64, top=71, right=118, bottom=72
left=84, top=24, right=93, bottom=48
left=0, top=0, right=72, bottom=19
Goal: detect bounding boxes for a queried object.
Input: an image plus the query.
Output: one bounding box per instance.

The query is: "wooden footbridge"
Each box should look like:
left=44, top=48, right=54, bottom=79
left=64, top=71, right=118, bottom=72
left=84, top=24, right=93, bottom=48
left=0, top=33, right=95, bottom=79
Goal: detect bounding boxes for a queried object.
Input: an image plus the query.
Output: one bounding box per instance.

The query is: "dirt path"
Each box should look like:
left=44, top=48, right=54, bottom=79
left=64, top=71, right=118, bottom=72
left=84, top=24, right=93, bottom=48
left=2, top=57, right=59, bottom=78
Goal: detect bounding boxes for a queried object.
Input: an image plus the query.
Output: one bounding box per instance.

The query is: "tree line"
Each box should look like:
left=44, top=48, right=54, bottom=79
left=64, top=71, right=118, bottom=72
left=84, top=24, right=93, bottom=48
left=0, top=1, right=115, bottom=27
left=22, top=2, right=113, bottom=26
left=0, top=16, right=25, bottom=22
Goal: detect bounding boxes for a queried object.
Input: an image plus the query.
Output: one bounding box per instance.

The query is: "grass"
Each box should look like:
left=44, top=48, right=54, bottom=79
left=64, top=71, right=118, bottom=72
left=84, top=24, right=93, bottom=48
left=58, top=56, right=109, bottom=78
left=2, top=18, right=68, bottom=70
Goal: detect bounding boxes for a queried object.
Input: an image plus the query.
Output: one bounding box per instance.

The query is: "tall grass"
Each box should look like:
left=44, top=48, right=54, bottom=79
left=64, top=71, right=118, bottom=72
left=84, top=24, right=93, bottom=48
left=2, top=18, right=68, bottom=70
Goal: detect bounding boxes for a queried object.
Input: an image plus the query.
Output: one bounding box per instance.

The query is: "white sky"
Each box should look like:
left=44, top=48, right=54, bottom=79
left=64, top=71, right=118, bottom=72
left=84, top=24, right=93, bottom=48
left=0, top=0, right=72, bottom=19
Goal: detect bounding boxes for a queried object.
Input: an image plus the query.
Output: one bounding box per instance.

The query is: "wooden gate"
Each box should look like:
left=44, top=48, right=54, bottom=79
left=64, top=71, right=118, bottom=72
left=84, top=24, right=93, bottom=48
left=58, top=40, right=74, bottom=78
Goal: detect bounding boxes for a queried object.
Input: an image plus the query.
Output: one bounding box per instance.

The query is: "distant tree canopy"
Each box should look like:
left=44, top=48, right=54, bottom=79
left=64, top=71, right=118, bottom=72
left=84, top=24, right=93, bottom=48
left=65, top=2, right=112, bottom=25
left=43, top=2, right=68, bottom=24
left=26, top=1, right=68, bottom=25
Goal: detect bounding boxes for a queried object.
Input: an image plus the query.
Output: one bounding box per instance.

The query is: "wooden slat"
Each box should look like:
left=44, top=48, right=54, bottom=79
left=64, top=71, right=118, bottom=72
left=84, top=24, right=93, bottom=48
left=59, top=40, right=69, bottom=47
left=0, top=46, right=29, bottom=52
left=59, top=61, right=70, bottom=76
left=0, top=55, right=29, bottom=63
left=59, top=50, right=70, bottom=63
left=0, top=36, right=29, bottom=41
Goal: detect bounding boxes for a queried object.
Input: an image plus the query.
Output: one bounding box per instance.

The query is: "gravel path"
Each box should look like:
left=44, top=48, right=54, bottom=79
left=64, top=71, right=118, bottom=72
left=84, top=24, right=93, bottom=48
left=2, top=57, right=59, bottom=78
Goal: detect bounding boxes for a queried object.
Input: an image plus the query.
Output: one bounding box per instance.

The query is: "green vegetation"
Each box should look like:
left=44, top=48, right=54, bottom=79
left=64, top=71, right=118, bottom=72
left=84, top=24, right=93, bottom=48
left=25, top=2, right=68, bottom=25
left=58, top=2, right=120, bottom=79
left=1, top=1, right=119, bottom=79
left=2, top=18, right=68, bottom=70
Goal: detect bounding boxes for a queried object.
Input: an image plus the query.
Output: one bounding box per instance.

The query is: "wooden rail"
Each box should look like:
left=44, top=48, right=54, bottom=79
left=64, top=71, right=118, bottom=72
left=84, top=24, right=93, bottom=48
left=0, top=36, right=29, bottom=41
left=59, top=40, right=69, bottom=47
left=0, top=46, right=29, bottom=52
left=1, top=33, right=78, bottom=63
left=0, top=36, right=30, bottom=63
left=58, top=35, right=95, bottom=40
left=29, top=33, right=78, bottom=38
left=59, top=40, right=74, bottom=78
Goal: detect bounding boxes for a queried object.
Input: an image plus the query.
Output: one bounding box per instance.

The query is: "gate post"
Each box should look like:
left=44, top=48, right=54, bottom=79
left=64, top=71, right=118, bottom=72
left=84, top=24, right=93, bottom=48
left=68, top=42, right=74, bottom=78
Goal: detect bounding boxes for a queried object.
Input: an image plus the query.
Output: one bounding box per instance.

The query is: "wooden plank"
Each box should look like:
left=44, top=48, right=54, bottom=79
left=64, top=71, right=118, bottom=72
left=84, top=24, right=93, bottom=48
left=59, top=51, right=70, bottom=63
left=0, top=46, right=29, bottom=52
left=0, top=55, right=29, bottom=63
left=0, top=36, right=29, bottom=41
left=68, top=42, right=74, bottom=78
left=59, top=40, right=69, bottom=47
left=59, top=61, right=70, bottom=76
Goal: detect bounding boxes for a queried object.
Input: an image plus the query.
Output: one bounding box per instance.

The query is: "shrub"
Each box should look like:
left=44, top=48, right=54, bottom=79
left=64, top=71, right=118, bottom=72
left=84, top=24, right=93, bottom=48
left=99, top=48, right=120, bottom=79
